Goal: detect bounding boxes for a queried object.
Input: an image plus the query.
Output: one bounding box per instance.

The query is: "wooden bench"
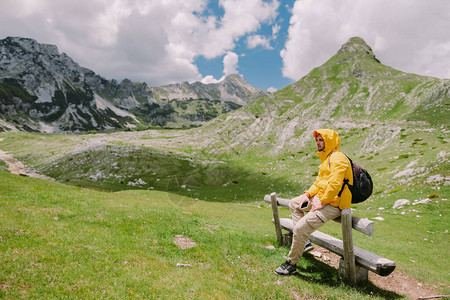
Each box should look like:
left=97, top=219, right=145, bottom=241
left=264, top=193, right=395, bottom=285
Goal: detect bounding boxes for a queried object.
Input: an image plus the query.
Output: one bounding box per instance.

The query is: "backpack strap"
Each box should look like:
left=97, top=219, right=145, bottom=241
left=338, top=179, right=350, bottom=197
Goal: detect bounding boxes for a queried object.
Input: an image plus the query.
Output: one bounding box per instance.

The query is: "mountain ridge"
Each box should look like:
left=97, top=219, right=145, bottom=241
left=0, top=36, right=267, bottom=132
left=171, top=37, right=449, bottom=159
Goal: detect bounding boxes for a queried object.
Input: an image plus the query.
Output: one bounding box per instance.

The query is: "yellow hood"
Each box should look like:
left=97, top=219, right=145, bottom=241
left=313, top=129, right=341, bottom=161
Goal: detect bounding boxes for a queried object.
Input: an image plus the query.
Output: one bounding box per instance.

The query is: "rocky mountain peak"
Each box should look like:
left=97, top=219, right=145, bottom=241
left=2, top=36, right=59, bottom=56
left=336, top=37, right=380, bottom=63
left=222, top=74, right=244, bottom=83
left=218, top=74, right=267, bottom=102
left=0, top=36, right=83, bottom=91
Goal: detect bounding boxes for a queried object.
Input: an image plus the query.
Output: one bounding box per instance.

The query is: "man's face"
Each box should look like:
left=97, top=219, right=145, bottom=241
left=315, top=134, right=325, bottom=151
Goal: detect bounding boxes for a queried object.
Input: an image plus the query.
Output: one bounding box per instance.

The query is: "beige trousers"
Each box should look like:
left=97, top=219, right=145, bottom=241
left=287, top=195, right=341, bottom=265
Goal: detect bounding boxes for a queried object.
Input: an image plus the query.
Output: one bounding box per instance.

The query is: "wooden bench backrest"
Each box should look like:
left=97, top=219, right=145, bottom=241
left=263, top=194, right=374, bottom=236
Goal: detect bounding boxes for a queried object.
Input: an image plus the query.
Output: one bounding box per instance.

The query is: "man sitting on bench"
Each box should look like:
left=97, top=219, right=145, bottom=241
left=275, top=129, right=353, bottom=276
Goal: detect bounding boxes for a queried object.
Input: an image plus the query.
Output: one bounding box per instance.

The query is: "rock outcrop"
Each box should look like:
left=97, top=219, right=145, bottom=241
left=0, top=37, right=267, bottom=132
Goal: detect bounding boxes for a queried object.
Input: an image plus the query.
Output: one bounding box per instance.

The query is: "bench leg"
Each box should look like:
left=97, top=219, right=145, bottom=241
left=341, top=208, right=357, bottom=286
left=339, top=258, right=369, bottom=284
left=282, top=233, right=292, bottom=246
left=270, top=193, right=284, bottom=245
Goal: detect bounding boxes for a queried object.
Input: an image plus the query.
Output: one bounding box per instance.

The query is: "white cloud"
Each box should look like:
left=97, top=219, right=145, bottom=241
left=201, top=51, right=239, bottom=83
left=414, top=40, right=450, bottom=78
left=0, top=0, right=280, bottom=86
left=247, top=35, right=273, bottom=50
left=282, top=0, right=450, bottom=81
left=267, top=86, right=277, bottom=93
left=201, top=75, right=219, bottom=84
left=198, top=0, right=279, bottom=58
left=90, top=0, right=132, bottom=47
left=272, top=23, right=280, bottom=39
left=223, top=51, right=239, bottom=76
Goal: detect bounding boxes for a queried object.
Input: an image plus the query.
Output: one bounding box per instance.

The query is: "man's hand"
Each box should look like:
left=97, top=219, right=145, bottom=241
left=299, top=192, right=310, bottom=208
left=310, top=198, right=325, bottom=212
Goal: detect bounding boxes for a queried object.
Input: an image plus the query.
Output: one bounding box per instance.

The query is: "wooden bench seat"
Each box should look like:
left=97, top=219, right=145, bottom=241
left=265, top=193, right=395, bottom=284
left=278, top=218, right=395, bottom=276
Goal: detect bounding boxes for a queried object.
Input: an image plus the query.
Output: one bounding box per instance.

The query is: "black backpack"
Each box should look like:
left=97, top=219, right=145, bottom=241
left=329, top=152, right=373, bottom=203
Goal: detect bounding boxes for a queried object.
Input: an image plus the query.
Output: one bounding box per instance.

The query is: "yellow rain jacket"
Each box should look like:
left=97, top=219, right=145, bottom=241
left=305, top=129, right=353, bottom=210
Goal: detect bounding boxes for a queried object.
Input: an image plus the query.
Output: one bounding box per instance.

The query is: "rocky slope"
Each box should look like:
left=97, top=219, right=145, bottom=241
left=149, top=74, right=267, bottom=106
left=0, top=37, right=139, bottom=132
left=188, top=37, right=449, bottom=154
left=0, top=37, right=267, bottom=132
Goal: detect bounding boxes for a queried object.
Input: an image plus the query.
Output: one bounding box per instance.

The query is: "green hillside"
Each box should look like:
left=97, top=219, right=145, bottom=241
left=1, top=170, right=448, bottom=298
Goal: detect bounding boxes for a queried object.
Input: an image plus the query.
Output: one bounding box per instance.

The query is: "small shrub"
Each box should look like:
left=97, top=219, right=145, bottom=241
left=388, top=186, right=404, bottom=194
left=428, top=193, right=440, bottom=199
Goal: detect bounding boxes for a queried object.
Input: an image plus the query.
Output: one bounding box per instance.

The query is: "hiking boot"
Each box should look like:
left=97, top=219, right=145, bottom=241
left=304, top=240, right=314, bottom=253
left=275, top=260, right=297, bottom=276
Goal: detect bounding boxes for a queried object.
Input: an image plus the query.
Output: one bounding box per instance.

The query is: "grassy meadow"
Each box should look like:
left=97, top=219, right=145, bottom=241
left=2, top=170, right=448, bottom=299
left=0, top=128, right=449, bottom=298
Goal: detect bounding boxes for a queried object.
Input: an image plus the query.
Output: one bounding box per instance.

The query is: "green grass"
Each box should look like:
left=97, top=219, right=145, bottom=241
left=32, top=144, right=298, bottom=203
left=0, top=171, right=418, bottom=299
left=350, top=186, right=449, bottom=287
left=0, top=132, right=82, bottom=168
left=0, top=124, right=449, bottom=298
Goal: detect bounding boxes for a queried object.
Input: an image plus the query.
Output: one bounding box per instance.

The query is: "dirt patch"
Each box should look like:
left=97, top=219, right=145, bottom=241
left=312, top=246, right=443, bottom=299
left=0, top=140, right=53, bottom=180
left=0, top=149, right=27, bottom=175
left=173, top=235, right=197, bottom=249
left=0, top=280, right=10, bottom=291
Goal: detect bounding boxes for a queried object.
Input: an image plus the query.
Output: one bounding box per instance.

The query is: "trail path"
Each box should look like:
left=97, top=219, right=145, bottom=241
left=312, top=246, right=444, bottom=299
left=0, top=138, right=53, bottom=180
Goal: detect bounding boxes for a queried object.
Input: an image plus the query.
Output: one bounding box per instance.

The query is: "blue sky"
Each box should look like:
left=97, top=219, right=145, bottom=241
left=0, top=0, right=449, bottom=92
left=194, top=1, right=295, bottom=91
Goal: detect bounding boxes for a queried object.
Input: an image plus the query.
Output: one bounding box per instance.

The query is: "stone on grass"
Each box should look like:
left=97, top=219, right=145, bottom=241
left=393, top=199, right=410, bottom=209
left=413, top=198, right=432, bottom=205
left=310, top=251, right=322, bottom=258
left=176, top=263, right=192, bottom=267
